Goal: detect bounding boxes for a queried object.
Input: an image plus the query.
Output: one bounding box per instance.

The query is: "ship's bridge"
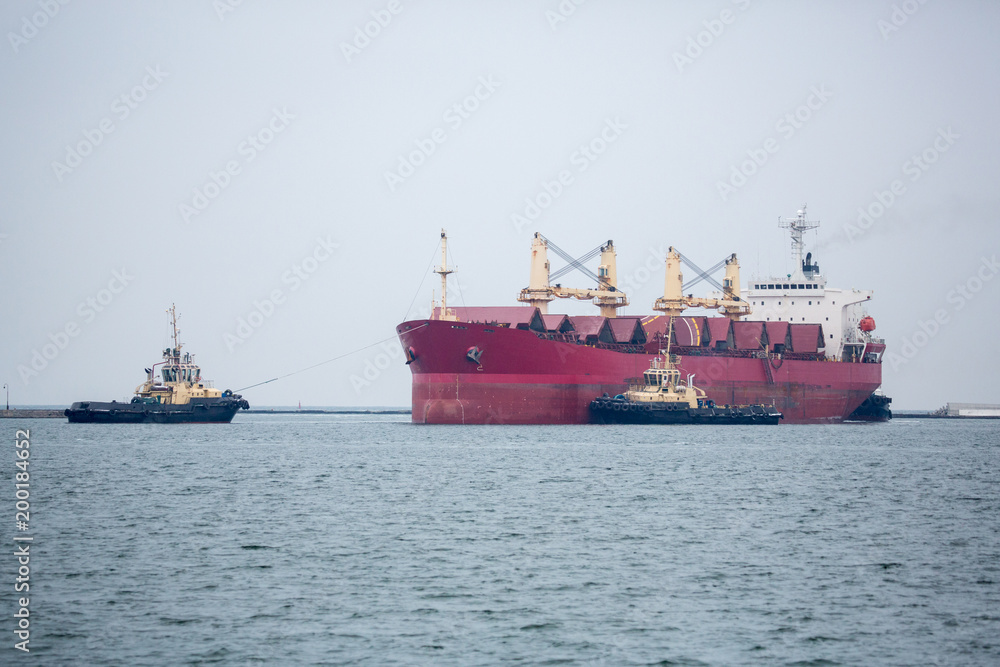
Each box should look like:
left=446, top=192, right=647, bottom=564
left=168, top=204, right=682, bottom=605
left=161, top=349, right=205, bottom=385
left=639, top=355, right=682, bottom=389
left=643, top=367, right=679, bottom=388
left=749, top=276, right=826, bottom=293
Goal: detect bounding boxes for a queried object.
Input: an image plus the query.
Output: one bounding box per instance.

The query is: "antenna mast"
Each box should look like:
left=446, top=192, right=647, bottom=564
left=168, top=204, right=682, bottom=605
left=167, top=303, right=181, bottom=352
left=778, top=204, right=820, bottom=271
left=664, top=315, right=674, bottom=357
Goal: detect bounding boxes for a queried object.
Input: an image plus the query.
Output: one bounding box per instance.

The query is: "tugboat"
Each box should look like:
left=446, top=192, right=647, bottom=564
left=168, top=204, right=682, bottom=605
left=589, top=321, right=782, bottom=425
left=847, top=390, right=893, bottom=422
left=65, top=305, right=249, bottom=424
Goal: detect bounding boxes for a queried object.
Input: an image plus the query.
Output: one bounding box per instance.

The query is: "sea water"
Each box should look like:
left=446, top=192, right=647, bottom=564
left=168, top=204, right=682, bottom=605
left=3, top=416, right=998, bottom=665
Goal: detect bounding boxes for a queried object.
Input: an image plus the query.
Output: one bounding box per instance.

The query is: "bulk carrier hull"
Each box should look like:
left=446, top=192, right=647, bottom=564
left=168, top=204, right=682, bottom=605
left=397, top=319, right=881, bottom=425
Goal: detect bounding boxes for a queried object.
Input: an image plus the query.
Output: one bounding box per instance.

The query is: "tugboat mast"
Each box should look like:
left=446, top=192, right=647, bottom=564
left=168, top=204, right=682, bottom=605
left=167, top=303, right=182, bottom=353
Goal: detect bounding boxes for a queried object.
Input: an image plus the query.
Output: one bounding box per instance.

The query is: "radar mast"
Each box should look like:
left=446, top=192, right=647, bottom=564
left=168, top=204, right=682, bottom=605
left=778, top=205, right=820, bottom=276
left=167, top=303, right=182, bottom=352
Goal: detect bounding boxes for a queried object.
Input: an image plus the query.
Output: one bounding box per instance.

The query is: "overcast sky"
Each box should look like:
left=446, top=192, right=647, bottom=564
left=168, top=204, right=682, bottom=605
left=2, top=0, right=998, bottom=410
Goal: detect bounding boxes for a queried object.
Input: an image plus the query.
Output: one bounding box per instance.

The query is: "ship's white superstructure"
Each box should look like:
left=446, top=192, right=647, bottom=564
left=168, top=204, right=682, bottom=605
left=714, top=206, right=884, bottom=362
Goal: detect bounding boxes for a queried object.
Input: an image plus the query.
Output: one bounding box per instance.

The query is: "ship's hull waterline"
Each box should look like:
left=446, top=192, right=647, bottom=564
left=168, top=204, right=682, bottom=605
left=398, top=319, right=881, bottom=425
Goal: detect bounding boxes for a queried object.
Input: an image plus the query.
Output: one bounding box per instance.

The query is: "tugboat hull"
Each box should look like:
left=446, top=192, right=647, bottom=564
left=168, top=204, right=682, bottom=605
left=65, top=397, right=248, bottom=424
left=590, top=398, right=782, bottom=425
left=846, top=392, right=892, bottom=422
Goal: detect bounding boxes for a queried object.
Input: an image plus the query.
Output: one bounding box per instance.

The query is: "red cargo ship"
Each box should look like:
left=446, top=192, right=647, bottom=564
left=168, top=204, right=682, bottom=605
left=397, top=209, right=886, bottom=424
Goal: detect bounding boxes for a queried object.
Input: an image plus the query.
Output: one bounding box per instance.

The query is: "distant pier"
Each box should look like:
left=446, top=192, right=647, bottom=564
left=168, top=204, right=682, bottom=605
left=0, top=408, right=411, bottom=419
left=896, top=403, right=1000, bottom=419
left=1, top=409, right=66, bottom=419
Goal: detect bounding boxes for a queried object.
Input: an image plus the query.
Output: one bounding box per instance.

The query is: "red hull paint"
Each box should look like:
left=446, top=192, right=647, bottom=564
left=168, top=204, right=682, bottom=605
left=397, top=319, right=881, bottom=425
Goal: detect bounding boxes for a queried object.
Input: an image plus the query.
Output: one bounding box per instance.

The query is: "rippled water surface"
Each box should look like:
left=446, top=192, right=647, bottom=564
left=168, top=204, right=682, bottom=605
left=4, top=416, right=999, bottom=665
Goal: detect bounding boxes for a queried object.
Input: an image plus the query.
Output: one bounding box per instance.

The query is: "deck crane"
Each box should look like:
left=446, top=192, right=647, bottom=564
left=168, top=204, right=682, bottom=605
left=653, top=247, right=750, bottom=321
left=517, top=233, right=628, bottom=317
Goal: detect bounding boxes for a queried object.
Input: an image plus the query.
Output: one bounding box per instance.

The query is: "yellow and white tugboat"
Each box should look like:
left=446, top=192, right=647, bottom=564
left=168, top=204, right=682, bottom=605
left=65, top=305, right=249, bottom=424
left=589, top=322, right=782, bottom=425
